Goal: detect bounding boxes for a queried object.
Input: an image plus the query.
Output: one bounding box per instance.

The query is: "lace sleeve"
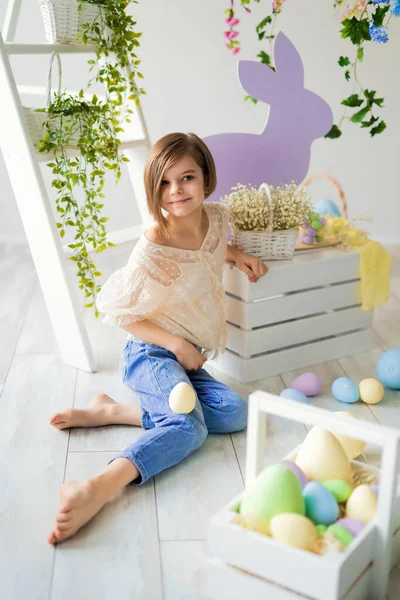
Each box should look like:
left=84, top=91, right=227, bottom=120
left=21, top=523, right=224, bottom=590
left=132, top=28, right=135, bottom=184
left=96, top=260, right=178, bottom=328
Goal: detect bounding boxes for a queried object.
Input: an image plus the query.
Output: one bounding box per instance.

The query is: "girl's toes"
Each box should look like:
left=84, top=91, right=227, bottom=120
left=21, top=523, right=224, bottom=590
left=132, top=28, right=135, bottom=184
left=56, top=514, right=70, bottom=523
left=56, top=522, right=70, bottom=531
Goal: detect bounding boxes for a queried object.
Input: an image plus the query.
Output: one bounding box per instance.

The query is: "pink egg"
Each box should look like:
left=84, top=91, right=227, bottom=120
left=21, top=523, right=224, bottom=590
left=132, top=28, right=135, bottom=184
left=335, top=517, right=365, bottom=537
left=291, top=372, right=322, bottom=397
left=279, top=459, right=308, bottom=489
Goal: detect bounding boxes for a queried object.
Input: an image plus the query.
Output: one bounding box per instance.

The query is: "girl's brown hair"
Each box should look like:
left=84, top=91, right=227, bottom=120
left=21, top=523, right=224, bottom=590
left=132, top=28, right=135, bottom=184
left=144, top=132, right=217, bottom=238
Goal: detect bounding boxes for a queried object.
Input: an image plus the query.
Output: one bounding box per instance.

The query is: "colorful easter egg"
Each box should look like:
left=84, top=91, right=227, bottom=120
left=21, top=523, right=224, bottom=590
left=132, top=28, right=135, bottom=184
left=326, top=524, right=354, bottom=548
left=295, top=427, right=351, bottom=483
left=270, top=513, right=318, bottom=551
left=323, top=480, right=352, bottom=503
left=333, top=412, right=366, bottom=459
left=336, top=517, right=365, bottom=537
left=303, top=235, right=316, bottom=244
left=316, top=524, right=327, bottom=535
left=315, top=198, right=342, bottom=217
left=303, top=481, right=339, bottom=525
left=346, top=485, right=377, bottom=524
left=279, top=460, right=308, bottom=490
left=169, top=382, right=196, bottom=414
left=239, top=465, right=305, bottom=534
left=359, top=378, right=384, bottom=405
left=280, top=388, right=310, bottom=404
left=376, top=348, right=400, bottom=389
left=332, top=377, right=360, bottom=404
left=311, top=219, right=323, bottom=231
left=292, top=372, right=321, bottom=396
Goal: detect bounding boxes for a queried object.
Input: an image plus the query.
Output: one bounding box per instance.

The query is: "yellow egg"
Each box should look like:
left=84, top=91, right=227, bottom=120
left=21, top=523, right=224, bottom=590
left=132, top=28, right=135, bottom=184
left=346, top=485, right=377, bottom=524
left=169, top=382, right=196, bottom=414
left=334, top=412, right=366, bottom=459
left=359, top=378, right=384, bottom=405
left=270, top=513, right=318, bottom=552
left=295, top=427, right=351, bottom=483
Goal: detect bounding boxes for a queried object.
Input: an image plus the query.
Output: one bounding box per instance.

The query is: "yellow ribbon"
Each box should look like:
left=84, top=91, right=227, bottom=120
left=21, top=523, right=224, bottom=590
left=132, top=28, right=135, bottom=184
left=323, top=217, right=392, bottom=311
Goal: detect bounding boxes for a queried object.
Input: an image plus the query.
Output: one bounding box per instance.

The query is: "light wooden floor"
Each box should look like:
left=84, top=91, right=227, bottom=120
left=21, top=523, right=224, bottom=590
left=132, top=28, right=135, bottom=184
left=1, top=242, right=399, bottom=600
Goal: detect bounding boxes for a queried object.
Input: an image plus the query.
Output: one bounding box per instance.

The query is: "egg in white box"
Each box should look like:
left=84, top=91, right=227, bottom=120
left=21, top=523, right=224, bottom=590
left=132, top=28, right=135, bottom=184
left=269, top=513, right=318, bottom=551
left=333, top=412, right=366, bottom=459
left=303, top=481, right=339, bottom=525
left=346, top=484, right=377, bottom=524
left=239, top=464, right=305, bottom=535
left=295, top=427, right=351, bottom=483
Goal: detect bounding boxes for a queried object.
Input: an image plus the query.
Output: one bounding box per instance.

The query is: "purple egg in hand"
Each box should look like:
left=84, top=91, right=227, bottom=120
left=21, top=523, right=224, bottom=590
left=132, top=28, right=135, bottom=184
left=336, top=517, right=365, bottom=537
left=279, top=459, right=308, bottom=490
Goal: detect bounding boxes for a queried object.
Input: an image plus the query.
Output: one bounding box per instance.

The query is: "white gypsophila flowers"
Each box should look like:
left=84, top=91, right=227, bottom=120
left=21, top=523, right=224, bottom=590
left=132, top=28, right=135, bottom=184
left=221, top=182, right=312, bottom=232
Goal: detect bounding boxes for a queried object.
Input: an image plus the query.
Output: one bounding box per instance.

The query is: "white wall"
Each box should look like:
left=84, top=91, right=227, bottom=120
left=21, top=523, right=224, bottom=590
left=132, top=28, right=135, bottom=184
left=1, top=0, right=399, bottom=243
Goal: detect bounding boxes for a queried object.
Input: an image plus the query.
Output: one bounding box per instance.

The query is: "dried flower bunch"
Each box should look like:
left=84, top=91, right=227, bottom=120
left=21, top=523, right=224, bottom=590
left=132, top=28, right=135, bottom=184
left=221, top=182, right=312, bottom=232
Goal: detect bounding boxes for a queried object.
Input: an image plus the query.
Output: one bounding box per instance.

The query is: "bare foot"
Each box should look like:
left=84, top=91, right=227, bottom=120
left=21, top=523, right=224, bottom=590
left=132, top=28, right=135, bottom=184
left=48, top=480, right=108, bottom=544
left=50, top=393, right=118, bottom=429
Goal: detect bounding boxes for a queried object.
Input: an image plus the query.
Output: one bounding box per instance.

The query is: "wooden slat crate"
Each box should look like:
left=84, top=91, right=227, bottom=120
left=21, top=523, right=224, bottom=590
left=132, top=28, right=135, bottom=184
left=208, top=393, right=400, bottom=600
left=211, top=248, right=373, bottom=383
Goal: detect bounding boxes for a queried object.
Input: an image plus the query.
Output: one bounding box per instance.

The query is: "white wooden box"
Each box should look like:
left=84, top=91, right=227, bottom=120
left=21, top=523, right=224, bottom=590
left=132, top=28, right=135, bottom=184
left=210, top=248, right=373, bottom=383
left=208, top=393, right=400, bottom=600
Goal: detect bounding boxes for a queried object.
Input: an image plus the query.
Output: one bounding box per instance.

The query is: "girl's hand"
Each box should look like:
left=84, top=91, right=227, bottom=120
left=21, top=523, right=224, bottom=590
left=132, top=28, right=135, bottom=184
left=172, top=339, right=207, bottom=371
left=236, top=253, right=269, bottom=283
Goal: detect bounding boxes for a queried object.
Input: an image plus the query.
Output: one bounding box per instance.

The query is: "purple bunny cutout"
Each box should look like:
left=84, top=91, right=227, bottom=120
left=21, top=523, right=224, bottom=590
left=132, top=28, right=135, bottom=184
left=204, top=32, right=333, bottom=202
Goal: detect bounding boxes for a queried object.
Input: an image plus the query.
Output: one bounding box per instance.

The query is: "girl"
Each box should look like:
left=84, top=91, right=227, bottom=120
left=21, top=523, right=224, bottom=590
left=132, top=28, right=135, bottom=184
left=48, top=132, right=269, bottom=545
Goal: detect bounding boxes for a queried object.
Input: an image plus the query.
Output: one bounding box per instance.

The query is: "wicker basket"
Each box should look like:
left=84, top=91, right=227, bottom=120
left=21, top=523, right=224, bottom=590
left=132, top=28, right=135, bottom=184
left=295, top=173, right=348, bottom=251
left=39, top=0, right=105, bottom=45
left=23, top=52, right=81, bottom=149
left=231, top=183, right=298, bottom=261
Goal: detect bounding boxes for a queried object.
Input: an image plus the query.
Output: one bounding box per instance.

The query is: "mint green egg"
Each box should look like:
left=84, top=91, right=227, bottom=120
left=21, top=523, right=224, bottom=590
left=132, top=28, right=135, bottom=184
left=327, top=524, right=354, bottom=547
left=240, top=465, right=305, bottom=534
left=316, top=524, right=327, bottom=536
left=323, top=480, right=352, bottom=503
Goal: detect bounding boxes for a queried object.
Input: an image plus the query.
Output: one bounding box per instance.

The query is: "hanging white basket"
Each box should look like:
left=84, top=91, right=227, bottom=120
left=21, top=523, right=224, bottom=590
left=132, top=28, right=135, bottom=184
left=38, top=0, right=106, bottom=45
left=231, top=183, right=298, bottom=261
left=23, top=52, right=81, bottom=149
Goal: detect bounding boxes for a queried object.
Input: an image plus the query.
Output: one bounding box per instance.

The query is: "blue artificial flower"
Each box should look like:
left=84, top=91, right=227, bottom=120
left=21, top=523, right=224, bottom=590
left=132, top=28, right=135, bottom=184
left=368, top=22, right=389, bottom=43
left=390, top=0, right=400, bottom=16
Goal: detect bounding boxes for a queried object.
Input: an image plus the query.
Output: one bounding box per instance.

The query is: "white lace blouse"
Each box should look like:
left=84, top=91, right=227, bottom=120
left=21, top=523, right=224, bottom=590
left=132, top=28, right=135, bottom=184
left=96, top=202, right=230, bottom=359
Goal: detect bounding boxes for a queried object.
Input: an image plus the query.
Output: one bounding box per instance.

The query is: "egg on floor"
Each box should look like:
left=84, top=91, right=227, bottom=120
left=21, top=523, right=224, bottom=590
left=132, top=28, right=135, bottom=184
left=280, top=388, right=310, bottom=404
left=332, top=377, right=360, bottom=404
left=291, top=372, right=321, bottom=397
left=359, top=378, right=384, bottom=405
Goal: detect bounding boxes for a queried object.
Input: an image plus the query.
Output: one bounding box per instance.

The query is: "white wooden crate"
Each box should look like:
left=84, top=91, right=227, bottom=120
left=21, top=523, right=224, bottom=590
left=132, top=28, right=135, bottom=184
left=210, top=248, right=373, bottom=383
left=208, top=393, right=400, bottom=600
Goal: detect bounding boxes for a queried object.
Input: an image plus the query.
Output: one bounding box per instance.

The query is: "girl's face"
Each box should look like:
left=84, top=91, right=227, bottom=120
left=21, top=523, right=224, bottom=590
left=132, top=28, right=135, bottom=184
left=160, top=156, right=206, bottom=217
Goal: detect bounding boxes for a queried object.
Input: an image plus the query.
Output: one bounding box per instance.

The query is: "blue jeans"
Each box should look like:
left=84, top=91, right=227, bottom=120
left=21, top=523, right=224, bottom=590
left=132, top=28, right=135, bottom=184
left=112, top=340, right=248, bottom=485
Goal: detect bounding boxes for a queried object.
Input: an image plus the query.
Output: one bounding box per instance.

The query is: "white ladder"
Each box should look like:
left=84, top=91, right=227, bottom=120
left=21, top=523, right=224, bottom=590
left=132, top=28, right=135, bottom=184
left=0, top=0, right=152, bottom=372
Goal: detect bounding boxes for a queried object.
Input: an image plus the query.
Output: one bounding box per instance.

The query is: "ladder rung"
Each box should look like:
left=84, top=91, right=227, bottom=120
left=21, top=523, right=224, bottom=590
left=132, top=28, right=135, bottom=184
left=5, top=42, right=96, bottom=55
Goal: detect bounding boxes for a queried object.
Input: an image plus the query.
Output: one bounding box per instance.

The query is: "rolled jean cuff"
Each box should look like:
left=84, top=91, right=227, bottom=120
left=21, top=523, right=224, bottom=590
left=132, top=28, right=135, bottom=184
left=108, top=451, right=149, bottom=486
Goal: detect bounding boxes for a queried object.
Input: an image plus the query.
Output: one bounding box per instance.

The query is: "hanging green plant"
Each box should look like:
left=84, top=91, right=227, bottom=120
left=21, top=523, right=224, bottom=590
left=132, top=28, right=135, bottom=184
left=36, top=89, right=128, bottom=315
left=222, top=0, right=399, bottom=139
left=76, top=0, right=145, bottom=124
left=34, top=0, right=145, bottom=315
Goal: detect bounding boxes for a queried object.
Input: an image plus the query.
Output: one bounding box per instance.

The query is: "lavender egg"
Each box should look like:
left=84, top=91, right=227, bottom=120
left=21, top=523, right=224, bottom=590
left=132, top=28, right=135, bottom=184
left=302, top=235, right=316, bottom=244
left=279, top=459, right=308, bottom=490
left=292, top=372, right=322, bottom=397
left=336, top=517, right=365, bottom=537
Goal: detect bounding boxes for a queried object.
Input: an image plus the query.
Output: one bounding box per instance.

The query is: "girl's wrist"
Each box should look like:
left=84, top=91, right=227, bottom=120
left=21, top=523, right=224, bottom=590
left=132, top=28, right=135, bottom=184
left=226, top=243, right=246, bottom=264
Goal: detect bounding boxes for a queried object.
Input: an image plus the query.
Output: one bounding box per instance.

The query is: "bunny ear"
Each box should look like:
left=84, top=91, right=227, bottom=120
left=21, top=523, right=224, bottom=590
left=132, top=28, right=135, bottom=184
left=273, top=31, right=304, bottom=88
left=238, top=60, right=277, bottom=102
